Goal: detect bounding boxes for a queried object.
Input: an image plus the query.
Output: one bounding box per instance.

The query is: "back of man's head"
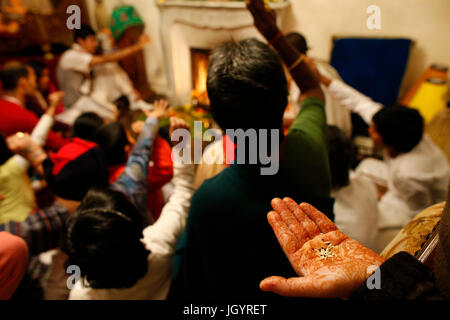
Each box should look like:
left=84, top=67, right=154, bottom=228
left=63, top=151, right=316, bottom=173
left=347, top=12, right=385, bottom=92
left=0, top=62, right=29, bottom=91
left=207, top=38, right=288, bottom=131
left=71, top=112, right=104, bottom=141
left=285, top=32, right=309, bottom=55
left=372, top=104, right=424, bottom=154
left=74, top=25, right=96, bottom=43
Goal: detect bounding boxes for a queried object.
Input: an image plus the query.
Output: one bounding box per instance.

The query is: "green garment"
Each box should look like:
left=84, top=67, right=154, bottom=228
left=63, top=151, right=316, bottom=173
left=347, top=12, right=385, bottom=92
left=169, top=97, right=333, bottom=300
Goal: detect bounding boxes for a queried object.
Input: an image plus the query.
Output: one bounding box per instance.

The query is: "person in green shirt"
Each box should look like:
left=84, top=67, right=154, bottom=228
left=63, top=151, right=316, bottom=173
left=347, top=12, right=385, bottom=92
left=169, top=1, right=332, bottom=300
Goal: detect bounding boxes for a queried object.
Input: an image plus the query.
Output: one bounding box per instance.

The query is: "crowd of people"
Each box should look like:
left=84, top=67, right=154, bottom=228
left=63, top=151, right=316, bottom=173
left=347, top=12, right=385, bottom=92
left=1, top=0, right=449, bottom=301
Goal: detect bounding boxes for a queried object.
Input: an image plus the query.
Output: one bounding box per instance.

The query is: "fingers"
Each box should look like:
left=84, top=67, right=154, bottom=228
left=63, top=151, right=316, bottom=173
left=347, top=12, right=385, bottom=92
left=260, top=276, right=318, bottom=298
left=267, top=210, right=306, bottom=256
left=283, top=198, right=321, bottom=239
left=299, top=203, right=338, bottom=234
left=270, top=199, right=311, bottom=248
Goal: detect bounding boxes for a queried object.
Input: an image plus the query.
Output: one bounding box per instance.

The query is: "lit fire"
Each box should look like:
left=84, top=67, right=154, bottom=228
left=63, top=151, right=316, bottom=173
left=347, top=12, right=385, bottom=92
left=191, top=49, right=211, bottom=106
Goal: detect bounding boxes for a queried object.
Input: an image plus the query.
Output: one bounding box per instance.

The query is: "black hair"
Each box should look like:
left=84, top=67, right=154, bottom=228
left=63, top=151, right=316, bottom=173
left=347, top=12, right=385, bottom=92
left=207, top=38, right=288, bottom=131
left=94, top=122, right=129, bottom=166
left=285, top=32, right=309, bottom=55
left=0, top=133, right=13, bottom=166
left=66, top=188, right=150, bottom=289
left=26, top=60, right=46, bottom=80
left=0, top=62, right=29, bottom=91
left=326, top=125, right=355, bottom=189
left=74, top=25, right=96, bottom=43
left=372, top=104, right=424, bottom=153
left=71, top=112, right=104, bottom=141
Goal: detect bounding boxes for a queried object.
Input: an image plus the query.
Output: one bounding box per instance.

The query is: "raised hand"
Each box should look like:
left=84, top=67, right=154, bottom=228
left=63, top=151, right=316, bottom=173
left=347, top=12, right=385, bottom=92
left=246, top=0, right=279, bottom=40
left=143, top=99, right=169, bottom=120
left=6, top=132, right=46, bottom=166
left=260, top=198, right=384, bottom=299
left=47, top=91, right=65, bottom=116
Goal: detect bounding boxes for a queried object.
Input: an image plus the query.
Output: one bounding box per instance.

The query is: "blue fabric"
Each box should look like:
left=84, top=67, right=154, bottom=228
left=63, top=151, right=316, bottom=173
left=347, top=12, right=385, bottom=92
left=330, top=38, right=412, bottom=106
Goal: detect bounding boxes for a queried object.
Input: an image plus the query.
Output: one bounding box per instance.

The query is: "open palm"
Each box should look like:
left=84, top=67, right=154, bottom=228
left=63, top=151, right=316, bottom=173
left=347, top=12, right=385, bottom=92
left=261, top=198, right=384, bottom=299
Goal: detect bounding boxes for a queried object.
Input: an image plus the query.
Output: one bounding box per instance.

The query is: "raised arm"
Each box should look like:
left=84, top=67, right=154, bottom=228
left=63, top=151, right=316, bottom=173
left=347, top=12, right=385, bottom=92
left=89, top=34, right=151, bottom=67
left=312, top=67, right=383, bottom=125
left=246, top=0, right=323, bottom=101
left=142, top=118, right=194, bottom=254
left=111, top=100, right=169, bottom=223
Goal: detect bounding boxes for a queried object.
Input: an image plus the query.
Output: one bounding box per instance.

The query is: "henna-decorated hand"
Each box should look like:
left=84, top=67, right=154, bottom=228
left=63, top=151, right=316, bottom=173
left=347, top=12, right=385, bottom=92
left=246, top=0, right=279, bottom=40
left=261, top=198, right=384, bottom=299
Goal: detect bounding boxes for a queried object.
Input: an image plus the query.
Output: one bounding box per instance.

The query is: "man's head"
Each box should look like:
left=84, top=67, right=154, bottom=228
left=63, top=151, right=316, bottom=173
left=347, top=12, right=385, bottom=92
left=67, top=188, right=150, bottom=289
left=74, top=25, right=98, bottom=54
left=0, top=62, right=36, bottom=95
left=285, top=32, right=309, bottom=55
left=326, top=125, right=355, bottom=189
left=26, top=60, right=50, bottom=93
left=370, top=104, right=424, bottom=154
left=207, top=38, right=288, bottom=131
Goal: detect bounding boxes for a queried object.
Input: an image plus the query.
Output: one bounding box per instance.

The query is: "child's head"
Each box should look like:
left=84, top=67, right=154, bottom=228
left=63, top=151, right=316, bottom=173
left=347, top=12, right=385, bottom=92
left=94, top=122, right=129, bottom=166
left=326, top=125, right=355, bottom=189
left=71, top=112, right=104, bottom=141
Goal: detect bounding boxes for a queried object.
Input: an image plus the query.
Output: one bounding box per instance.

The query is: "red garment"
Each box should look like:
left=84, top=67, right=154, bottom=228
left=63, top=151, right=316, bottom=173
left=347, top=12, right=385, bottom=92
left=48, top=82, right=65, bottom=115
left=49, top=138, right=98, bottom=175
left=109, top=136, right=174, bottom=221
left=147, top=137, right=174, bottom=220
left=222, top=134, right=236, bottom=167
left=0, top=232, right=29, bottom=300
left=0, top=99, right=68, bottom=151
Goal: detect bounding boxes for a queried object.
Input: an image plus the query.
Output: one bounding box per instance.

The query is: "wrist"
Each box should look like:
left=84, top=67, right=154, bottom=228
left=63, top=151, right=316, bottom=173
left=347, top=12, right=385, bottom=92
left=265, top=27, right=281, bottom=43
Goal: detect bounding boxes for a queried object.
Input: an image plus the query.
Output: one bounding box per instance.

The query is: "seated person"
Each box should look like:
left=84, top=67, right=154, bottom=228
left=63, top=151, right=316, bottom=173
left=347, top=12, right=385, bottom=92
left=0, top=98, right=63, bottom=224
left=170, top=24, right=333, bottom=299
left=284, top=32, right=352, bottom=137
left=0, top=62, right=68, bottom=151
left=56, top=25, right=151, bottom=124
left=66, top=114, right=195, bottom=300
left=0, top=232, right=29, bottom=300
left=313, top=68, right=450, bottom=249
left=327, top=125, right=379, bottom=250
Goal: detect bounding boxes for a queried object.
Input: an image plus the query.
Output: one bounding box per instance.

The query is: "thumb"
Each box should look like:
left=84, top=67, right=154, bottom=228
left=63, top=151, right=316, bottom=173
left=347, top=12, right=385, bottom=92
left=260, top=276, right=320, bottom=298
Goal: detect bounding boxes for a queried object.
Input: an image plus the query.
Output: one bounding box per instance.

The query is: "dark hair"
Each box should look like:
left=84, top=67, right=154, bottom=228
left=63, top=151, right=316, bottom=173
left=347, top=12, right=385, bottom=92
left=74, top=25, right=96, bottom=43
left=372, top=104, right=424, bottom=153
left=26, top=60, right=46, bottom=80
left=285, top=32, right=309, bottom=55
left=326, top=126, right=355, bottom=188
left=0, top=133, right=13, bottom=166
left=71, top=112, right=104, bottom=141
left=66, top=188, right=150, bottom=289
left=0, top=62, right=29, bottom=91
left=94, top=123, right=129, bottom=166
left=207, top=38, right=288, bottom=131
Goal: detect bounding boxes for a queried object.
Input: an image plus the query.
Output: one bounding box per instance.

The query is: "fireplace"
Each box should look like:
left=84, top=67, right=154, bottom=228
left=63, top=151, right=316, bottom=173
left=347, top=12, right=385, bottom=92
left=157, top=0, right=290, bottom=106
left=190, top=48, right=211, bottom=107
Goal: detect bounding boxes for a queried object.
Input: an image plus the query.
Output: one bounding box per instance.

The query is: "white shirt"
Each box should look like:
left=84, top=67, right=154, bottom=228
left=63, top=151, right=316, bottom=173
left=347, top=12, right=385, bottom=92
left=333, top=172, right=379, bottom=250
left=328, top=79, right=450, bottom=229
left=69, top=163, right=195, bottom=300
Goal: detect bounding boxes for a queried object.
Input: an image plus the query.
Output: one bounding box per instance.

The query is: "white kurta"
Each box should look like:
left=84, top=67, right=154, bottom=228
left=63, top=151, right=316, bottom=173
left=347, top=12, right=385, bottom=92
left=328, top=79, right=450, bottom=229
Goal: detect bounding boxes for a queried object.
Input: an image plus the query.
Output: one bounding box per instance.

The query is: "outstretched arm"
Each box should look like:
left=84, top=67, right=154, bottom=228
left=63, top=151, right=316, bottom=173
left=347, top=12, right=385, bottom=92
left=306, top=60, right=383, bottom=124
left=246, top=0, right=323, bottom=101
left=260, top=198, right=384, bottom=298
left=111, top=100, right=169, bottom=224
left=89, top=34, right=151, bottom=67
